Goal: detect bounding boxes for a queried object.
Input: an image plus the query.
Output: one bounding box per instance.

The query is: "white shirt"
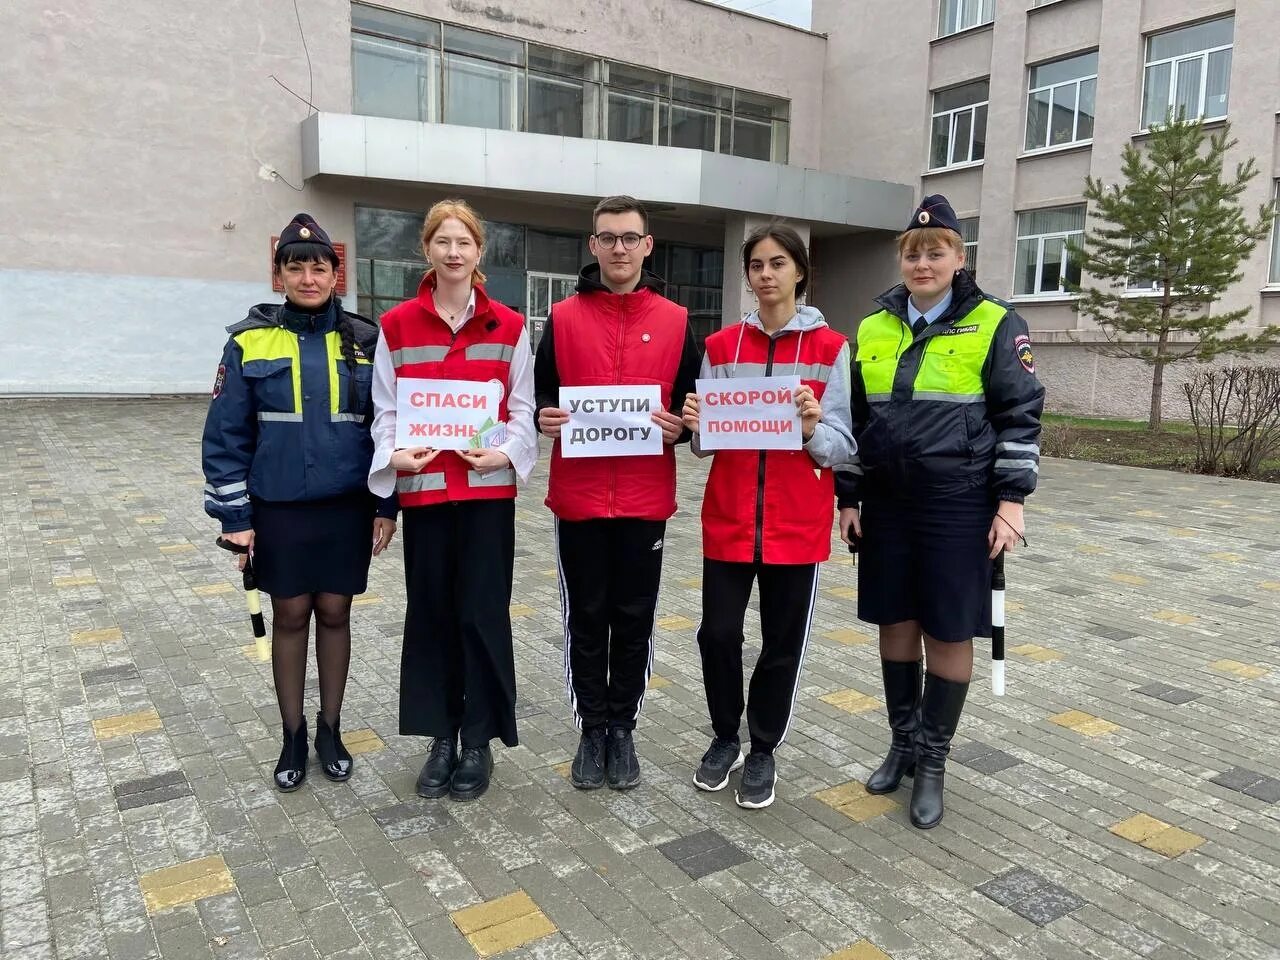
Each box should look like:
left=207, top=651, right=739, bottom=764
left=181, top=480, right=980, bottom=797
left=907, top=288, right=954, bottom=331
left=367, top=291, right=539, bottom=497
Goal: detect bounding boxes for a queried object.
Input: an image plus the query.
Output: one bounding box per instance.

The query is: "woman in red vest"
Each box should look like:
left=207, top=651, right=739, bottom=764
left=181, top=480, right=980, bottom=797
left=682, top=225, right=856, bottom=809
left=368, top=199, right=537, bottom=802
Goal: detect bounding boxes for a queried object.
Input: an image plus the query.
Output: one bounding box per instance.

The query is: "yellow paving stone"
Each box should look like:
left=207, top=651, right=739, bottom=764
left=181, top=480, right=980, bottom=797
left=656, top=615, right=695, bottom=630
left=240, top=641, right=271, bottom=663
left=71, top=627, right=123, bottom=646
left=158, top=543, right=196, bottom=555
left=819, top=689, right=879, bottom=714
left=192, top=583, right=235, bottom=597
left=646, top=675, right=672, bottom=690
left=1153, top=610, right=1195, bottom=625
left=140, top=855, right=235, bottom=914
left=825, top=555, right=853, bottom=567
left=352, top=595, right=383, bottom=607
left=679, top=576, right=702, bottom=588
left=1050, top=710, right=1118, bottom=737
left=824, top=586, right=857, bottom=600
left=552, top=760, right=572, bottom=780
left=53, top=575, right=97, bottom=588
left=822, top=627, right=870, bottom=646
left=342, top=729, right=385, bottom=756
left=1009, top=643, right=1063, bottom=663
left=1209, top=659, right=1269, bottom=680
left=1077, top=545, right=1108, bottom=555
left=1170, top=528, right=1197, bottom=537
left=1004, top=599, right=1025, bottom=613
left=1051, top=523, right=1078, bottom=533
left=816, top=786, right=899, bottom=824
left=451, top=890, right=557, bottom=957
left=1133, top=509, right=1163, bottom=519
left=93, top=709, right=162, bottom=740
left=134, top=515, right=166, bottom=525
left=1109, top=572, right=1148, bottom=586
left=1142, top=825, right=1205, bottom=858
left=1259, top=581, right=1280, bottom=592
left=541, top=567, right=558, bottom=578
left=828, top=940, right=893, bottom=960
left=509, top=603, right=537, bottom=618
left=1110, top=813, right=1170, bottom=843
left=1207, top=552, right=1243, bottom=562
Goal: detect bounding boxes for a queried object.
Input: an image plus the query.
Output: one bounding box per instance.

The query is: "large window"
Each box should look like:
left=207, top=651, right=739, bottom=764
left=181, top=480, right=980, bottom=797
left=1015, top=205, right=1085, bottom=296
left=1026, top=52, right=1097, bottom=151
left=930, top=80, right=988, bottom=169
left=1269, top=183, right=1280, bottom=285
left=958, top=218, right=979, bottom=276
left=1141, top=17, right=1233, bottom=129
left=350, top=3, right=788, bottom=162
left=938, top=0, right=993, bottom=37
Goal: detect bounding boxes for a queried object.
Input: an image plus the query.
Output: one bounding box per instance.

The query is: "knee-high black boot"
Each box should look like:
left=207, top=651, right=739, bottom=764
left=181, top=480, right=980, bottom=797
left=865, top=659, right=921, bottom=795
left=909, top=673, right=969, bottom=829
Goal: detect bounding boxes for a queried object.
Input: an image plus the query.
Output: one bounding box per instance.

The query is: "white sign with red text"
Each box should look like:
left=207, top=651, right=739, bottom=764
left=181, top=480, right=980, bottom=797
left=559, top=384, right=664, bottom=459
left=696, top=375, right=802, bottom=451
left=395, top=378, right=503, bottom=450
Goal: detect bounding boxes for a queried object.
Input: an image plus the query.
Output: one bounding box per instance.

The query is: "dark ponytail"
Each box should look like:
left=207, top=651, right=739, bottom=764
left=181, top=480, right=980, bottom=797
left=334, top=311, right=369, bottom=417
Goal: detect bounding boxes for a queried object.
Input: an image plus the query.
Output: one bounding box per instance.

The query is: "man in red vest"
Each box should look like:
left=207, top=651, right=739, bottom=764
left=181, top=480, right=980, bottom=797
left=535, top=196, right=701, bottom=791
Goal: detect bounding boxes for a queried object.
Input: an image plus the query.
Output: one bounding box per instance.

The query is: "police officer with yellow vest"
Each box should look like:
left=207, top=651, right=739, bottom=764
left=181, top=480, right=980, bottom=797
left=837, top=195, right=1044, bottom=829
left=203, top=213, right=397, bottom=793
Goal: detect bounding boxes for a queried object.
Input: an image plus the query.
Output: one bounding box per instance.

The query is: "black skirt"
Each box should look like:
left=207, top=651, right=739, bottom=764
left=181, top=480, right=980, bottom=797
left=856, top=486, right=995, bottom=642
left=250, top=493, right=376, bottom=598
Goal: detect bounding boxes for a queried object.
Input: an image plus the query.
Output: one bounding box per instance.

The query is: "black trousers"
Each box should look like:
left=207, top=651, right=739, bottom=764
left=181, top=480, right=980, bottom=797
left=697, top=558, right=820, bottom=755
left=555, top=517, right=666, bottom=731
left=400, top=499, right=518, bottom=748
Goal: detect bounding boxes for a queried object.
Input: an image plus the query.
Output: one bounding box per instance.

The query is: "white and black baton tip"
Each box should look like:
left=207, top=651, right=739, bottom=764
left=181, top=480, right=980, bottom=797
left=246, top=589, right=267, bottom=639
left=991, top=586, right=1006, bottom=697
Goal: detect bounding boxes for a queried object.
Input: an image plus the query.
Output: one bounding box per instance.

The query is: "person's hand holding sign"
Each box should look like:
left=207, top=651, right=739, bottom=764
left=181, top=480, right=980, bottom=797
left=795, top=386, right=821, bottom=442
left=682, top=392, right=700, bottom=434
left=457, top=448, right=512, bottom=475
left=538, top=406, right=569, bottom=438
left=390, top=447, right=441, bottom=472
left=651, top=409, right=684, bottom=445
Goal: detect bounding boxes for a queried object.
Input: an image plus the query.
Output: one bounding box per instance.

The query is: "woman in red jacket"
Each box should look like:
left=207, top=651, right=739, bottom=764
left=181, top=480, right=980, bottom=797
left=682, top=224, right=856, bottom=809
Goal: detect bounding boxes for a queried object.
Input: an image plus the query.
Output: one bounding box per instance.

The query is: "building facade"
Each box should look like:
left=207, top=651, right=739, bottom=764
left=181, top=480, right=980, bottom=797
left=2, top=0, right=1278, bottom=417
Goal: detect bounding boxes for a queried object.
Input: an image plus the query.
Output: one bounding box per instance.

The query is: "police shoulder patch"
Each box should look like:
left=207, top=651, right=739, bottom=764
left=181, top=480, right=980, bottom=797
left=1014, top=334, right=1035, bottom=374
left=212, top=364, right=227, bottom=398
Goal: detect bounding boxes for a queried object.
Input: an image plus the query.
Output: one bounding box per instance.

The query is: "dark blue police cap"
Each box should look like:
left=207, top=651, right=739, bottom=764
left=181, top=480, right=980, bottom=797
left=277, top=213, right=336, bottom=257
left=905, top=195, right=962, bottom=235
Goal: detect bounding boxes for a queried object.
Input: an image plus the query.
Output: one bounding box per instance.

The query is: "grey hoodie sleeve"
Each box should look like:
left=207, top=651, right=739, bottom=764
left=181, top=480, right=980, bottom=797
left=804, top=341, right=857, bottom=470
left=689, top=351, right=715, bottom=459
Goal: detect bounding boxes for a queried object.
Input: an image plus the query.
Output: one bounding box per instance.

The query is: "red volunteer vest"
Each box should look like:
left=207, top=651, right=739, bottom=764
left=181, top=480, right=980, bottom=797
left=700, top=321, right=847, bottom=564
left=545, top=286, right=688, bottom=521
left=380, top=277, right=524, bottom=507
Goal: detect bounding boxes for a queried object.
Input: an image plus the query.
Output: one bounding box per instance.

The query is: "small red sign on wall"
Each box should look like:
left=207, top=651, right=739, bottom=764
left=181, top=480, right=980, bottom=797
left=271, top=236, right=348, bottom=296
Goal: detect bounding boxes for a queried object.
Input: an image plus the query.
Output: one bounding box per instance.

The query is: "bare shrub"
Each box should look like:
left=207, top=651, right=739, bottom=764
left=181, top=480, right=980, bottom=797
left=1183, top=366, right=1280, bottom=477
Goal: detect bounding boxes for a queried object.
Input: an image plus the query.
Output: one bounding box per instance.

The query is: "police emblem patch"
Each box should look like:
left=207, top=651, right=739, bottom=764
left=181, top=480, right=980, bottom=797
left=1014, top=335, right=1035, bottom=373
left=212, top=364, right=227, bottom=398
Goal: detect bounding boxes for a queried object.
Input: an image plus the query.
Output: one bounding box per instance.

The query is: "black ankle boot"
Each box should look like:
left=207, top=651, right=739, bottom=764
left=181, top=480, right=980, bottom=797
left=416, top=733, right=458, bottom=799
left=865, top=659, right=922, bottom=795
left=274, top=719, right=308, bottom=792
left=450, top=745, right=493, bottom=802
left=909, top=674, right=969, bottom=829
left=314, top=712, right=353, bottom=782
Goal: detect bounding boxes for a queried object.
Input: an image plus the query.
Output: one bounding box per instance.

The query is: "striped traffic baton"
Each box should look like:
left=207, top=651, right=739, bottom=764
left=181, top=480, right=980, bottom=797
left=991, top=549, right=1006, bottom=696
left=217, top=537, right=268, bottom=656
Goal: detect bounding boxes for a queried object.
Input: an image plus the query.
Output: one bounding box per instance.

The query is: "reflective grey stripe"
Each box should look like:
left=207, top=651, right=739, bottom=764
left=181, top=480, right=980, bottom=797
left=204, top=481, right=247, bottom=496
left=330, top=413, right=366, bottom=424
left=792, top=362, right=833, bottom=381
left=911, top=391, right=985, bottom=403
left=396, top=473, right=447, bottom=493
left=995, top=458, right=1040, bottom=474
left=996, top=441, right=1041, bottom=456
left=866, top=393, right=892, bottom=403
left=390, top=345, right=449, bottom=365
left=708, top=362, right=769, bottom=377
left=467, top=467, right=516, bottom=488
left=204, top=494, right=249, bottom=508
left=257, top=411, right=303, bottom=422
left=465, top=343, right=514, bottom=362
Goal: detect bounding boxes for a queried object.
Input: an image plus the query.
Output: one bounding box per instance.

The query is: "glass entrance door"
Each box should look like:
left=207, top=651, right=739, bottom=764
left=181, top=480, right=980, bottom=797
left=525, top=272, right=577, bottom=351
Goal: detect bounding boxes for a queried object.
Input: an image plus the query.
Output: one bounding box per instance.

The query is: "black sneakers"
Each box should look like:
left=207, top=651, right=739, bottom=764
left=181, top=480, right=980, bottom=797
left=606, top=727, right=640, bottom=790
left=571, top=726, right=607, bottom=790
left=693, top=737, right=744, bottom=792
left=416, top=735, right=458, bottom=799
left=735, top=751, right=776, bottom=809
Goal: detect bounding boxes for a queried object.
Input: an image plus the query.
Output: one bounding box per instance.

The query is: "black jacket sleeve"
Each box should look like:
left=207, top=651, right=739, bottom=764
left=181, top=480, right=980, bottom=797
left=983, top=308, right=1045, bottom=503
left=835, top=342, right=866, bottom=509
left=669, top=323, right=702, bottom=445
left=533, top=311, right=560, bottom=433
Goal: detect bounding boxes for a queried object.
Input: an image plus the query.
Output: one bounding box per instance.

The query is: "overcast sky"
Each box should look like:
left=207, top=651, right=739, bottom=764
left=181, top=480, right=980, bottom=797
left=708, top=0, right=812, bottom=29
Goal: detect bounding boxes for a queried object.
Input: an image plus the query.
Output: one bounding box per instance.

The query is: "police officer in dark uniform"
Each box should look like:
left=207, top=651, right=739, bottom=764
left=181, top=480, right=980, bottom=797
left=837, top=195, right=1044, bottom=829
left=203, top=213, right=397, bottom=792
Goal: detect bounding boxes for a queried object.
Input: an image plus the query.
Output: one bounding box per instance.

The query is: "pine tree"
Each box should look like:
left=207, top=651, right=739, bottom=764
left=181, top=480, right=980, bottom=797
left=1070, top=116, right=1276, bottom=431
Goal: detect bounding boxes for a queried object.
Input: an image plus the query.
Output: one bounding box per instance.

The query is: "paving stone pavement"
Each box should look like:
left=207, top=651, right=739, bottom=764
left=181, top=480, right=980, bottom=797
left=2, top=398, right=1279, bottom=960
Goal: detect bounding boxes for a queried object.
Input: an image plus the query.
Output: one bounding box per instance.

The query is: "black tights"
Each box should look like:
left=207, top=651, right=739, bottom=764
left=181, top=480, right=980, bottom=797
left=269, top=592, right=353, bottom=733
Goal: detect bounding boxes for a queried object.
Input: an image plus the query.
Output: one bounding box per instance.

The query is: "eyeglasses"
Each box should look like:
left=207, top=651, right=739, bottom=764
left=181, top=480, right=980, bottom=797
left=592, top=232, right=646, bottom=251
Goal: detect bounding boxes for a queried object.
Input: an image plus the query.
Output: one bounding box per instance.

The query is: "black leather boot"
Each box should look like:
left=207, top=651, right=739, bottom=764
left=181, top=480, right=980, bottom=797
left=314, top=712, right=353, bottom=782
left=450, top=745, right=493, bottom=802
left=416, top=733, right=458, bottom=799
left=865, top=659, right=922, bottom=795
left=909, top=673, right=969, bottom=829
left=274, top=719, right=308, bottom=792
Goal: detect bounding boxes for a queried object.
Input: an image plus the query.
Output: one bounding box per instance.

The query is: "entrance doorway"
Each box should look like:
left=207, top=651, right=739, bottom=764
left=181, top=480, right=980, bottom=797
left=525, top=272, right=578, bottom=350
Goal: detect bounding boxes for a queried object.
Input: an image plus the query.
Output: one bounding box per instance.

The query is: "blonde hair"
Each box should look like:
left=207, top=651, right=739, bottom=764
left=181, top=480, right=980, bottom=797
left=896, top=226, right=965, bottom=258
left=421, top=199, right=488, bottom=285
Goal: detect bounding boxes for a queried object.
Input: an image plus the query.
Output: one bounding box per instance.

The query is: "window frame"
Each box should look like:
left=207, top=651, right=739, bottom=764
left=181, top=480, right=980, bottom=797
left=958, top=217, right=980, bottom=276
left=929, top=81, right=989, bottom=171
left=1268, top=181, right=1280, bottom=286
left=937, top=0, right=994, bottom=38
left=1014, top=205, right=1086, bottom=298
left=1140, top=17, right=1234, bottom=131
left=1024, top=51, right=1098, bottom=154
